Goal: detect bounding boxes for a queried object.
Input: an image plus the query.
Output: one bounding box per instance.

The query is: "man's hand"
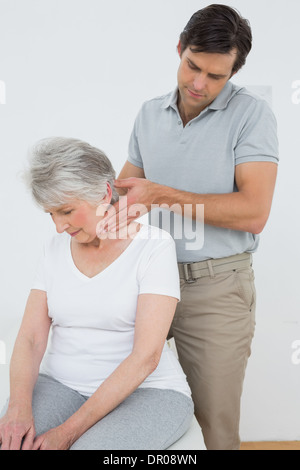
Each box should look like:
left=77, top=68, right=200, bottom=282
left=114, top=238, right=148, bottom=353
left=96, top=177, right=159, bottom=235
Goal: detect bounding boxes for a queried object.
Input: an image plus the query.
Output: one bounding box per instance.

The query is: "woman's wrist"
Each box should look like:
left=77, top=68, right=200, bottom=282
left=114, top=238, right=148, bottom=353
left=8, top=391, right=33, bottom=407
left=58, top=419, right=83, bottom=448
left=8, top=398, right=32, bottom=414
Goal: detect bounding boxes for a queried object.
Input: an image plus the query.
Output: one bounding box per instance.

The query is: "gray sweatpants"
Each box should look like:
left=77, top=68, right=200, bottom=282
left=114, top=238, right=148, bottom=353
left=1, top=374, right=194, bottom=450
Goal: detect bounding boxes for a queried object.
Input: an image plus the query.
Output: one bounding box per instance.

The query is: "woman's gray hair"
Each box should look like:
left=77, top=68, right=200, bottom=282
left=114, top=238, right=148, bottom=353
left=24, top=136, right=119, bottom=208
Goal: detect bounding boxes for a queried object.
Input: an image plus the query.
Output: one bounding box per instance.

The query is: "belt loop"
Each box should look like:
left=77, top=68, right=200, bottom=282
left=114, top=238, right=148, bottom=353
left=183, top=263, right=196, bottom=283
left=207, top=260, right=215, bottom=278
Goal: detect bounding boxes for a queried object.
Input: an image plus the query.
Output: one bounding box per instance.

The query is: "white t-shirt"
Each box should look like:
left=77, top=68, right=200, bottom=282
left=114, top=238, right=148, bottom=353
left=32, top=224, right=191, bottom=398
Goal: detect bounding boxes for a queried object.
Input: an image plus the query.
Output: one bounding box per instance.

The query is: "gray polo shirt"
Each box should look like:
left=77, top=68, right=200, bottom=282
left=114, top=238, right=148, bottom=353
left=128, top=81, right=279, bottom=262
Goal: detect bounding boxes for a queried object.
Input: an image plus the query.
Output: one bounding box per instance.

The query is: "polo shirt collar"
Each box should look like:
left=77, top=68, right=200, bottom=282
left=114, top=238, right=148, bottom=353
left=161, top=87, right=179, bottom=110
left=161, top=81, right=239, bottom=112
left=208, top=81, right=236, bottom=110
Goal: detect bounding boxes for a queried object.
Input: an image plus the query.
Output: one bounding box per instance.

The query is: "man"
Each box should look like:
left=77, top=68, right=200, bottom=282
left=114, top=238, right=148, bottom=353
left=97, top=4, right=278, bottom=450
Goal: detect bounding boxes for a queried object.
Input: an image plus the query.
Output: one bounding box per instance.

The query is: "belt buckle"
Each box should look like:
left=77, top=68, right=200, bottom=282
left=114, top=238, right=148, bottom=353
left=183, top=263, right=196, bottom=283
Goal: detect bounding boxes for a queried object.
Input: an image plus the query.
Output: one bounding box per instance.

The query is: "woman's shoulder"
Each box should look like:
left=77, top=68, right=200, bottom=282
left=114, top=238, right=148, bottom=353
left=138, top=223, right=174, bottom=242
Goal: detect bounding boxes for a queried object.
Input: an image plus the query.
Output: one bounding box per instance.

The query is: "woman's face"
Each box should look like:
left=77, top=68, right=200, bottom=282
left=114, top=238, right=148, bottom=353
left=45, top=183, right=113, bottom=245
left=45, top=199, right=106, bottom=245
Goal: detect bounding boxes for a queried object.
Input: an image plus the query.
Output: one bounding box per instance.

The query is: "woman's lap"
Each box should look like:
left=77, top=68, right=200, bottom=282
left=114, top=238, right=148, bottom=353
left=32, top=374, right=87, bottom=435
left=32, top=374, right=194, bottom=450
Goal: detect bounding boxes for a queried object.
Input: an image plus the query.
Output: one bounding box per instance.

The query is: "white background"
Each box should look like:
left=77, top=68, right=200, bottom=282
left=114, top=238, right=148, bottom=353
left=0, top=0, right=300, bottom=442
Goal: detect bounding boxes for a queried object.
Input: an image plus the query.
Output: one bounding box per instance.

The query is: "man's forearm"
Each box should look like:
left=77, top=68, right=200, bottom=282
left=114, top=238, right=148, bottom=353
left=111, top=162, right=277, bottom=235
left=153, top=184, right=266, bottom=234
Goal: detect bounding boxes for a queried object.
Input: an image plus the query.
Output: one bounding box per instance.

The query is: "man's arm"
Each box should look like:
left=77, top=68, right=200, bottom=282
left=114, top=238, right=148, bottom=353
left=101, top=160, right=277, bottom=235
left=148, top=161, right=278, bottom=234
left=116, top=161, right=145, bottom=195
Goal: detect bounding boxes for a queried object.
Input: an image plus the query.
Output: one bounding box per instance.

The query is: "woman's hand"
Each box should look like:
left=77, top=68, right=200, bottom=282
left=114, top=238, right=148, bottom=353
left=0, top=406, right=36, bottom=450
left=32, top=425, right=73, bottom=450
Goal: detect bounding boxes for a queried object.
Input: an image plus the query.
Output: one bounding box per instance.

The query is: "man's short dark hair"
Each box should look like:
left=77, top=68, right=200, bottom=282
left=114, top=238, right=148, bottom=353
left=179, top=4, right=252, bottom=74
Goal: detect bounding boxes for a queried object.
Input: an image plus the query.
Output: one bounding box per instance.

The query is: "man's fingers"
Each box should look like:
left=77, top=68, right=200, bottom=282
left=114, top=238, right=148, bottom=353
left=97, top=206, right=128, bottom=235
left=113, top=178, right=136, bottom=187
left=128, top=203, right=149, bottom=218
left=96, top=202, right=112, bottom=218
left=106, top=203, right=146, bottom=232
left=96, top=189, right=149, bottom=236
left=97, top=197, right=128, bottom=233
left=97, top=196, right=128, bottom=224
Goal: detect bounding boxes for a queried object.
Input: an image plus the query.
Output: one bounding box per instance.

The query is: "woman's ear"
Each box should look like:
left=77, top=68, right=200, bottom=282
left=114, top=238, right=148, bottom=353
left=103, top=182, right=113, bottom=204
left=96, top=182, right=114, bottom=218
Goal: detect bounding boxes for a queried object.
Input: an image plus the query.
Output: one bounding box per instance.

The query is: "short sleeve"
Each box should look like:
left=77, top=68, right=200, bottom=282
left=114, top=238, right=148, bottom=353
left=137, top=237, right=180, bottom=301
left=235, top=98, right=279, bottom=165
left=127, top=109, right=144, bottom=169
left=31, top=245, right=47, bottom=292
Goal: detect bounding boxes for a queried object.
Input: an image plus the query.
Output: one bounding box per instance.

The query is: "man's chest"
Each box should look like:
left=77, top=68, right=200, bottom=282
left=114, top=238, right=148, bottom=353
left=138, top=114, right=238, bottom=194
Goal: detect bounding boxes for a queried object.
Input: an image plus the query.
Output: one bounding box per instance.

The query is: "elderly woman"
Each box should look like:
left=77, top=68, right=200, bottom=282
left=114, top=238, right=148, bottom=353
left=0, top=137, right=193, bottom=450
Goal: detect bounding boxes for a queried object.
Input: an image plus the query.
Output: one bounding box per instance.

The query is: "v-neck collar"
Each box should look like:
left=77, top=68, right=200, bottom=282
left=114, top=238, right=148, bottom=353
left=66, top=224, right=147, bottom=281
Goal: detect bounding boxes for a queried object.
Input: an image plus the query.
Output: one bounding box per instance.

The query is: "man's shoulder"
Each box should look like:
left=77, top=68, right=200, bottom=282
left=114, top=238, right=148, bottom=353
left=139, top=90, right=174, bottom=112
left=230, top=83, right=271, bottom=107
left=223, top=83, right=275, bottom=122
left=144, top=91, right=172, bottom=104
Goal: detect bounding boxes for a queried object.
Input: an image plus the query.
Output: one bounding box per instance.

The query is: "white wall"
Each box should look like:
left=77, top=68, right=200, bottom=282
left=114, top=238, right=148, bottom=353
left=0, top=0, right=299, bottom=442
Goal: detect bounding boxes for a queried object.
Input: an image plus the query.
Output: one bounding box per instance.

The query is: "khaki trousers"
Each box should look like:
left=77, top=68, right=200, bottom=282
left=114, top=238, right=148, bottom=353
left=168, top=254, right=256, bottom=450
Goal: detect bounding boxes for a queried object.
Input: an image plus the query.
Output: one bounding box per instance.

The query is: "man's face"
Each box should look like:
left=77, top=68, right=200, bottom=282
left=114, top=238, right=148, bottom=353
left=177, top=43, right=237, bottom=118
